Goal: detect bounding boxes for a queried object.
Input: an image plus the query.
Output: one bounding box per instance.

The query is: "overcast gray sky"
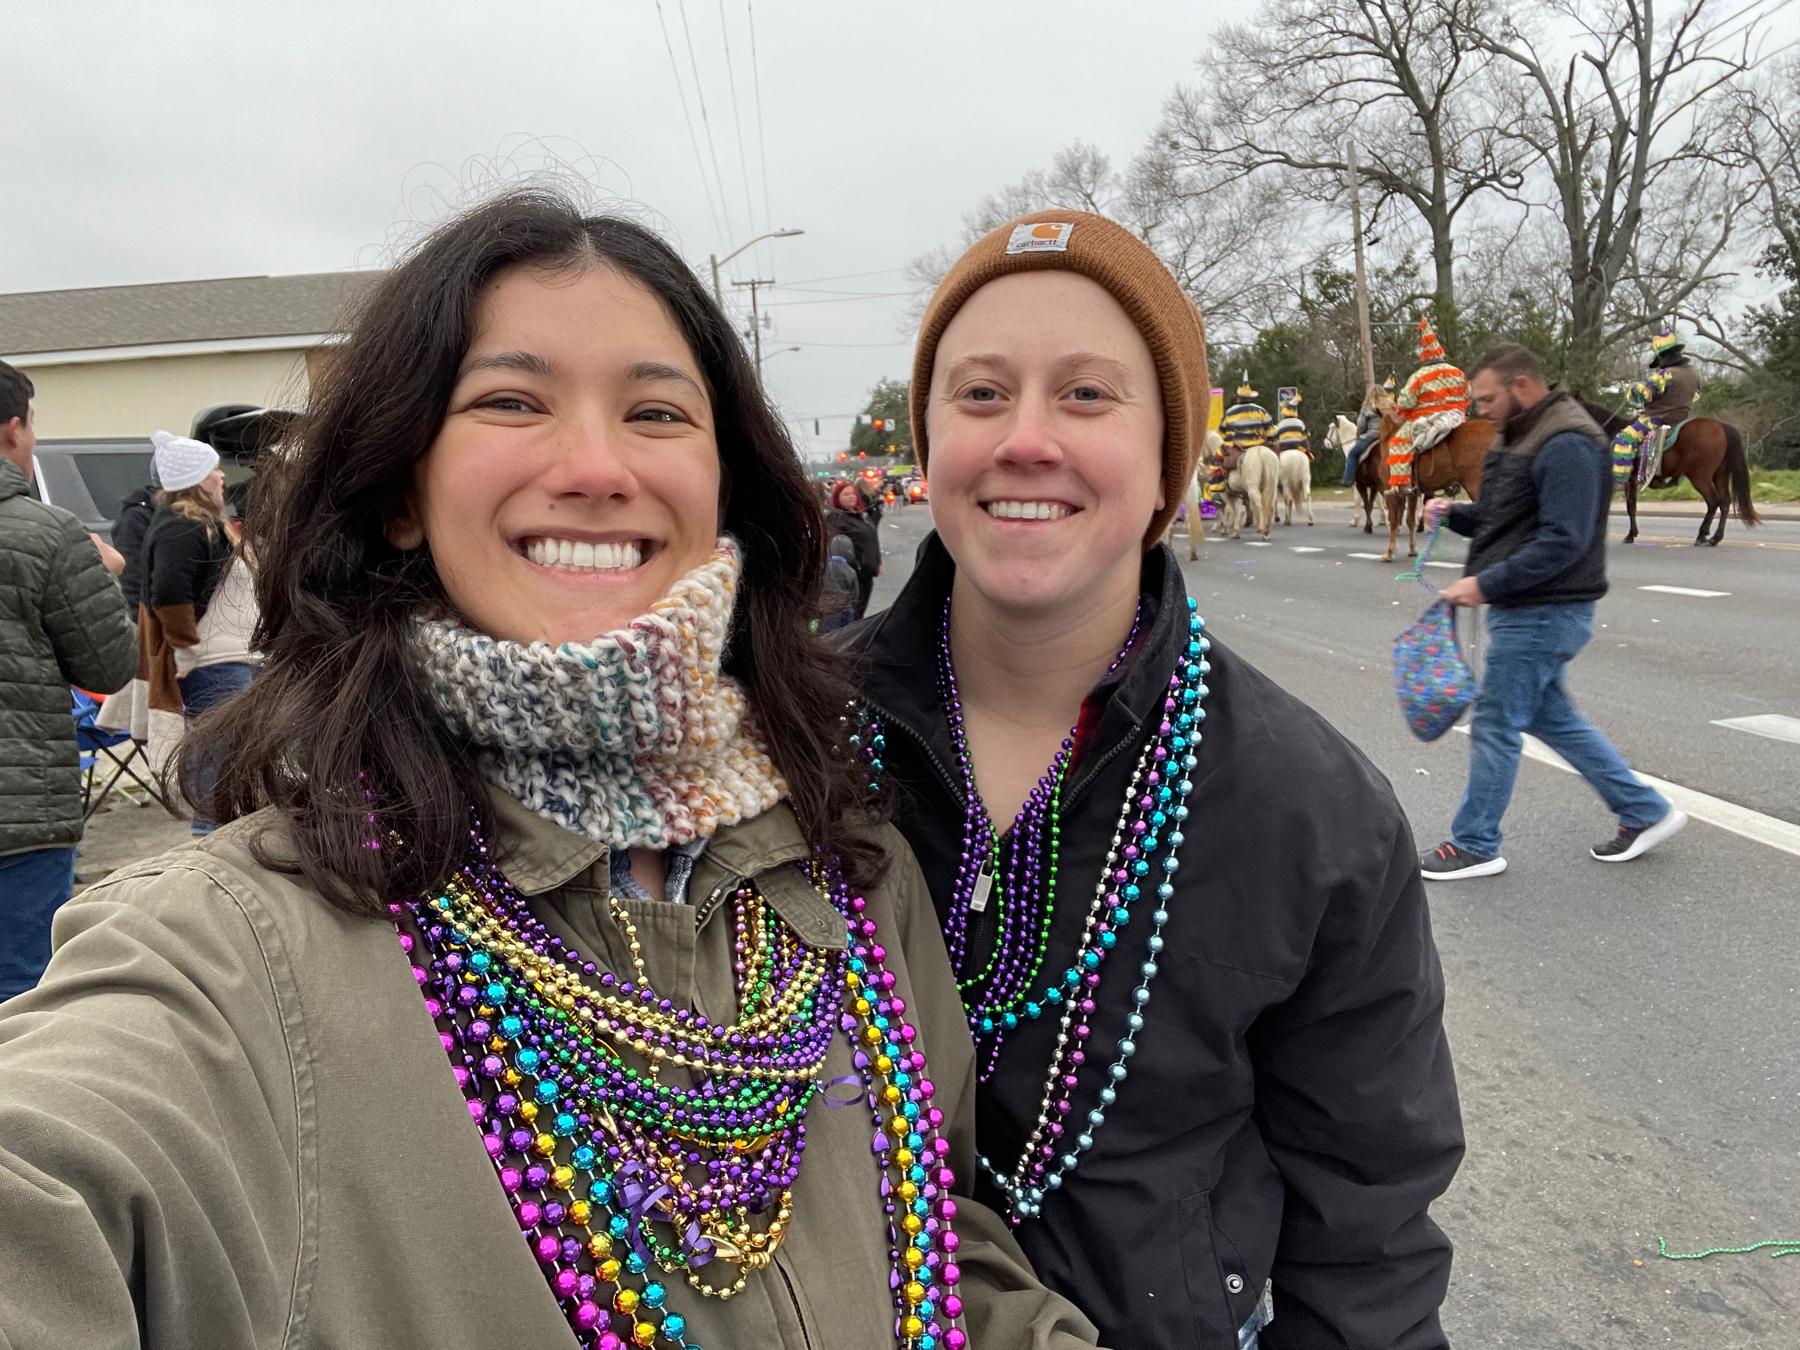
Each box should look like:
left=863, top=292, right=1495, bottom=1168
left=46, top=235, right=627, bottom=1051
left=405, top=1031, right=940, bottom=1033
left=3, top=0, right=1243, bottom=457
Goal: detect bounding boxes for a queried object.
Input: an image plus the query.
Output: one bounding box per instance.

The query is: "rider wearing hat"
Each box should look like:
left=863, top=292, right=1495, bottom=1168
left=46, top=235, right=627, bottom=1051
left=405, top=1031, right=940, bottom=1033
left=1388, top=317, right=1469, bottom=489
left=1274, top=388, right=1310, bottom=456
left=1611, top=326, right=1701, bottom=484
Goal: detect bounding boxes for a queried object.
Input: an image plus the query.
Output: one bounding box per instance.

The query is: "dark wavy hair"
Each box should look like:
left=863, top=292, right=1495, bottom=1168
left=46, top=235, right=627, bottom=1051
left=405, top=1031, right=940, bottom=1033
left=183, top=189, right=878, bottom=915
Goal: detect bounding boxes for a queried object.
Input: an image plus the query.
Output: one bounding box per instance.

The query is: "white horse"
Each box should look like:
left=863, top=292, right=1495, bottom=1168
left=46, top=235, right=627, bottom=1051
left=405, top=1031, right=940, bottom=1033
left=1276, top=447, right=1314, bottom=526
left=1161, top=429, right=1221, bottom=560
left=1221, top=442, right=1279, bottom=539
left=1324, top=412, right=1385, bottom=531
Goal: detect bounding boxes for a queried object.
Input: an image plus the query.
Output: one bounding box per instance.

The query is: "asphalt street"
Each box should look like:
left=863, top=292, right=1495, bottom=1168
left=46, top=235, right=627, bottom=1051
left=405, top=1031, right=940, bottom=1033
left=867, top=501, right=1800, bottom=1349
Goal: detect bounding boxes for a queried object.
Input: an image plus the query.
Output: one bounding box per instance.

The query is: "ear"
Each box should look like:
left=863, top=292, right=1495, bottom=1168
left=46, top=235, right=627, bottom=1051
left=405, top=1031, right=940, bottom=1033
left=386, top=495, right=425, bottom=550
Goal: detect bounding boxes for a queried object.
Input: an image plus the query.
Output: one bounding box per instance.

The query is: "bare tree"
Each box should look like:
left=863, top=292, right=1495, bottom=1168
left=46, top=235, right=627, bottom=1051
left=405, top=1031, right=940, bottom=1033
left=1158, top=0, right=1524, bottom=330
left=1461, top=0, right=1780, bottom=384
left=1728, top=56, right=1800, bottom=276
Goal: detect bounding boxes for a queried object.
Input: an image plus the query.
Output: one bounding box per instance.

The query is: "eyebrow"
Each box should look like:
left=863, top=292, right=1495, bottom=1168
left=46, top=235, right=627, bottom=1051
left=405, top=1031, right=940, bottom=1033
left=626, top=360, right=707, bottom=398
left=455, top=352, right=706, bottom=399
left=939, top=351, right=1136, bottom=386
left=458, top=350, right=554, bottom=379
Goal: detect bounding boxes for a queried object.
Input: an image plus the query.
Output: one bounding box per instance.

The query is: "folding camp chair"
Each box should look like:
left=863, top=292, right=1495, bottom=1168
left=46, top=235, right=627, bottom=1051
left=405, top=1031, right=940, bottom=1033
left=71, top=689, right=179, bottom=821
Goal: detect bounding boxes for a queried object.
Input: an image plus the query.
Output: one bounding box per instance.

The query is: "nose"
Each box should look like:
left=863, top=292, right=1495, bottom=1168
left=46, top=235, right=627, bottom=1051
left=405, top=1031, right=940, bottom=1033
left=539, top=415, right=640, bottom=504
left=991, top=393, right=1063, bottom=472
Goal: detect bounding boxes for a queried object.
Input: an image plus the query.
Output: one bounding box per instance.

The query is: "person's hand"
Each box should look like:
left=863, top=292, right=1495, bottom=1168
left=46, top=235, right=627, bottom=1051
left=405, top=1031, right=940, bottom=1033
left=1423, top=498, right=1452, bottom=527
left=1438, top=575, right=1485, bottom=607
left=89, top=532, right=126, bottom=576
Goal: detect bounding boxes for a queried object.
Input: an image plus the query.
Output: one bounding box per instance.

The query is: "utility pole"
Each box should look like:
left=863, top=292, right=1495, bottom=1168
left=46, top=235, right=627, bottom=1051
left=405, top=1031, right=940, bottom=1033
left=1345, top=137, right=1376, bottom=390
left=732, top=278, right=774, bottom=375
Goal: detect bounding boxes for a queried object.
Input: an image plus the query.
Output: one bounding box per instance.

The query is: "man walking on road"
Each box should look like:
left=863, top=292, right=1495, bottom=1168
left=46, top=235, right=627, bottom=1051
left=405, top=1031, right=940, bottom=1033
left=0, top=360, right=139, bottom=999
left=1420, top=343, right=1687, bottom=879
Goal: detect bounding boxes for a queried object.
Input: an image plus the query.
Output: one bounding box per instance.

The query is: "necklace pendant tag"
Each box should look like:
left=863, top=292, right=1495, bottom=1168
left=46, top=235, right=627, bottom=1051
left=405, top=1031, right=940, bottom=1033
left=969, top=866, right=995, bottom=914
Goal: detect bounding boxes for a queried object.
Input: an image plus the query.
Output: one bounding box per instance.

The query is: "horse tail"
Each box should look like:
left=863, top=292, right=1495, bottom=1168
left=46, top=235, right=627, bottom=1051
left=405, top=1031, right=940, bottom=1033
left=1725, top=423, right=1760, bottom=527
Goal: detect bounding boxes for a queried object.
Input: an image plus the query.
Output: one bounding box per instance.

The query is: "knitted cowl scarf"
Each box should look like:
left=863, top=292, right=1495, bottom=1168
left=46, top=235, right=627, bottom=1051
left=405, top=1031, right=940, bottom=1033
left=411, top=538, right=787, bottom=850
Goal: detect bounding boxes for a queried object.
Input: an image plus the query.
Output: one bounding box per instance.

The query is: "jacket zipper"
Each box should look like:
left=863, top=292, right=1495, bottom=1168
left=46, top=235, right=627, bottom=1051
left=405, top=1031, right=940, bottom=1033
left=771, top=1254, right=819, bottom=1350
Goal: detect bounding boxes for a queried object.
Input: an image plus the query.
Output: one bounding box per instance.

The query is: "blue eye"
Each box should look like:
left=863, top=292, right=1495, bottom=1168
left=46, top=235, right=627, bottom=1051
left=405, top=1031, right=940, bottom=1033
left=967, top=386, right=999, bottom=402
left=1071, top=386, right=1106, bottom=402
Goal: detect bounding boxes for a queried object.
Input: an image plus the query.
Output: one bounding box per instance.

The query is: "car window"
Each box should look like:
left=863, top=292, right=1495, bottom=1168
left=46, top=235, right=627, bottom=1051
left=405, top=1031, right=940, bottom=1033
left=75, top=452, right=155, bottom=521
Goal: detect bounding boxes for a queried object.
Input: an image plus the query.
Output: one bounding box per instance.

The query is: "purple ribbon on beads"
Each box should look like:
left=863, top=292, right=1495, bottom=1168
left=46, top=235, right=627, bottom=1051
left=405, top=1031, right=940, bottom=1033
left=821, top=1072, right=866, bottom=1107
left=613, top=1160, right=700, bottom=1264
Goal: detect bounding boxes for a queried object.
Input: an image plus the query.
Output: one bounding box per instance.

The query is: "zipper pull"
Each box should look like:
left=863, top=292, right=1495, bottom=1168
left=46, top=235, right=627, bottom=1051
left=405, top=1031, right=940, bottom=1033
left=969, top=863, right=995, bottom=914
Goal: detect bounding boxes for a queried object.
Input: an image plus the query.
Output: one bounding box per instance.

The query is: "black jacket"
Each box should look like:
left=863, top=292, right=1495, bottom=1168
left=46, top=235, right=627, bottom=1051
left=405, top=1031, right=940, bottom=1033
left=1451, top=391, right=1610, bottom=607
left=142, top=507, right=233, bottom=620
left=846, top=537, right=1463, bottom=1349
left=114, top=486, right=156, bottom=613
left=826, top=507, right=881, bottom=582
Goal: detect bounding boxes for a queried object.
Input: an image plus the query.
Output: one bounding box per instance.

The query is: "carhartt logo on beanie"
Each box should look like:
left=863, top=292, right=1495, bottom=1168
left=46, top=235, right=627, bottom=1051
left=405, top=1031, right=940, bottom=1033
left=150, top=430, right=220, bottom=493
left=911, top=209, right=1210, bottom=550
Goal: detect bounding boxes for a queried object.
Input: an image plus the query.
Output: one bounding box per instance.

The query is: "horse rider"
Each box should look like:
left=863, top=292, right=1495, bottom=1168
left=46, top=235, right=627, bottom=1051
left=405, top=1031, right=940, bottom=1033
left=1274, top=387, right=1310, bottom=457
left=1611, top=326, right=1701, bottom=485
left=1341, top=375, right=1395, bottom=486
left=1220, top=376, right=1273, bottom=463
left=1387, top=316, right=1470, bottom=491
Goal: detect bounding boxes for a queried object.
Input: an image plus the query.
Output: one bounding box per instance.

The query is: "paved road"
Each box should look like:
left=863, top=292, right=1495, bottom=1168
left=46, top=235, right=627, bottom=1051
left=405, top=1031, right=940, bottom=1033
left=868, top=501, right=1800, bottom=1348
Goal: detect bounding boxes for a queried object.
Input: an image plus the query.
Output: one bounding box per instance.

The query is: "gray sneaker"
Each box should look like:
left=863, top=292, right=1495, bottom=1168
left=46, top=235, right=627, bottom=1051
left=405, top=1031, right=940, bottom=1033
left=1421, top=841, right=1508, bottom=880
left=1591, top=808, right=1688, bottom=862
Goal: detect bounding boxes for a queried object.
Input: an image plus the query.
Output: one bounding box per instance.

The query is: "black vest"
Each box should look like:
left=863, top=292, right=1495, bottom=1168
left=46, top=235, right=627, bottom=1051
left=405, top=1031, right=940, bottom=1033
left=1465, top=391, right=1611, bottom=606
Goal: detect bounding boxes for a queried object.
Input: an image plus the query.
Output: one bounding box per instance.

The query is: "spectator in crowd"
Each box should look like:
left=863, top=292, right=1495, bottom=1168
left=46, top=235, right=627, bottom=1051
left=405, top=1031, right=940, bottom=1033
left=114, top=474, right=159, bottom=617
left=825, top=480, right=882, bottom=619
left=139, top=430, right=261, bottom=835
left=0, top=359, right=138, bottom=1000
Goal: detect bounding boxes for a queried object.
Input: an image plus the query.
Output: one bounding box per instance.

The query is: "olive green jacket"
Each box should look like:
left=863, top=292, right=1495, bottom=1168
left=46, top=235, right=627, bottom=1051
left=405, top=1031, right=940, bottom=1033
left=0, top=792, right=1100, bottom=1350
left=0, top=458, right=137, bottom=857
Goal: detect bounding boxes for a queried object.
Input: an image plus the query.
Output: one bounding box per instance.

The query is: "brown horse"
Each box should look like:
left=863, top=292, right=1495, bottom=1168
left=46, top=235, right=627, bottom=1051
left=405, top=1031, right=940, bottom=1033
left=1621, top=418, right=1761, bottom=546
left=1376, top=413, right=1497, bottom=561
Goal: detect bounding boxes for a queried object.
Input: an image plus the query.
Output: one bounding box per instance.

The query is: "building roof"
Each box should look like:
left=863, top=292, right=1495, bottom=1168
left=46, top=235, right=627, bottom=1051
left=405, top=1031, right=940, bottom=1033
left=0, top=271, right=384, bottom=357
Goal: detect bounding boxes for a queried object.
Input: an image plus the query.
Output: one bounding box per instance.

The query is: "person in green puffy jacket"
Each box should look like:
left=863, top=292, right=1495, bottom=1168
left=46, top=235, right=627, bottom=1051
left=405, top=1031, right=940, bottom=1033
left=0, top=359, right=138, bottom=1000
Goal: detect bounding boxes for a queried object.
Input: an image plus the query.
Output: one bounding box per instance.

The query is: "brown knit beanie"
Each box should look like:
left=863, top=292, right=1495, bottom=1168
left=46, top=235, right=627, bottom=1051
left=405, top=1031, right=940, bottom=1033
left=911, top=209, right=1210, bottom=549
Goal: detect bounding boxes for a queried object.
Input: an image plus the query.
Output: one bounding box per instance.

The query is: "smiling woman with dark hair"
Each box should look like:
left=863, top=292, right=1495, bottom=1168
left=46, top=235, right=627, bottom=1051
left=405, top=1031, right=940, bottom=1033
left=0, top=191, right=1099, bottom=1350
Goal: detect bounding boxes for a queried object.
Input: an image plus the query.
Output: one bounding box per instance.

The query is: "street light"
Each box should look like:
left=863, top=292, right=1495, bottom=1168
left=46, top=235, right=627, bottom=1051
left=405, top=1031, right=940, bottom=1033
left=710, top=229, right=804, bottom=307
left=761, top=345, right=802, bottom=364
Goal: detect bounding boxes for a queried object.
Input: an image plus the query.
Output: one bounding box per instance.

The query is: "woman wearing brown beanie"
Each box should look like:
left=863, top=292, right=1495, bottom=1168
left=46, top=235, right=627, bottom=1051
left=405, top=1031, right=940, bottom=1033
left=845, top=211, right=1464, bottom=1349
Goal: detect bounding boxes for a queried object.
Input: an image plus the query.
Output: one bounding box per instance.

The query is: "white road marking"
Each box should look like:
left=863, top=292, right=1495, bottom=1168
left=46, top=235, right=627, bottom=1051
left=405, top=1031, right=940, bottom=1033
left=1639, top=584, right=1730, bottom=598
left=1424, top=561, right=1461, bottom=570
left=1291, top=546, right=1325, bottom=553
left=1452, top=728, right=1800, bottom=857
left=1349, top=552, right=1386, bottom=560
left=1712, top=714, right=1800, bottom=746
left=1242, top=541, right=1272, bottom=547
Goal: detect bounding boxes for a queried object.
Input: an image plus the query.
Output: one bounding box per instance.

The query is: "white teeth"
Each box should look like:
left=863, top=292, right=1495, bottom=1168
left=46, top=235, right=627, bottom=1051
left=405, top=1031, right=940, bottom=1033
left=985, top=500, right=1071, bottom=521
left=524, top=538, right=644, bottom=571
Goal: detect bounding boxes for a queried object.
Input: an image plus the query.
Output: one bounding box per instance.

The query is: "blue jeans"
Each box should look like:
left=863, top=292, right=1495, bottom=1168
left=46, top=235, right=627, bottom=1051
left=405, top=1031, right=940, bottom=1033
left=179, top=660, right=257, bottom=834
left=1451, top=602, right=1668, bottom=858
left=1342, top=431, right=1379, bottom=485
left=0, top=846, right=77, bottom=1001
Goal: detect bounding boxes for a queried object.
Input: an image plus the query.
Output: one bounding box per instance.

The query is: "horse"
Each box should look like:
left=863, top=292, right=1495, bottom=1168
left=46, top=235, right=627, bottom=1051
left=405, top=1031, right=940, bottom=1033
left=1276, top=447, right=1315, bottom=526
left=1619, top=417, right=1761, bottom=546
left=1376, top=412, right=1495, bottom=561
left=1325, top=409, right=1388, bottom=534
left=1221, top=442, right=1279, bottom=539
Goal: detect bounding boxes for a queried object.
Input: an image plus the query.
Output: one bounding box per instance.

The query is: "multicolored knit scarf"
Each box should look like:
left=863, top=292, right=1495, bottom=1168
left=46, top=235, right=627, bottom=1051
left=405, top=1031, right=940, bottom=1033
left=412, top=539, right=786, bottom=849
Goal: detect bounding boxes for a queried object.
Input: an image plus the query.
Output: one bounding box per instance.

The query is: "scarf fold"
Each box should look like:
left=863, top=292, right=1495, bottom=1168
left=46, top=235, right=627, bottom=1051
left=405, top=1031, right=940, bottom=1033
left=412, top=539, right=786, bottom=850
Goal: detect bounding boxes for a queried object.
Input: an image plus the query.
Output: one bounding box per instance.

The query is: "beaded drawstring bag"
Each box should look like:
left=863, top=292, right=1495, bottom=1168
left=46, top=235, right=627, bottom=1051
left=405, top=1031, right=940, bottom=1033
left=1391, top=518, right=1476, bottom=742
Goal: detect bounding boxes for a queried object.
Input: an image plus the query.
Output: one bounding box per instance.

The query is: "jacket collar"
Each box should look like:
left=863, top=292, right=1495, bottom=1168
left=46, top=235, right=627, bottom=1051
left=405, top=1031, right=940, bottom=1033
left=852, top=532, right=1185, bottom=809
left=0, top=458, right=32, bottom=503
left=488, top=788, right=844, bottom=950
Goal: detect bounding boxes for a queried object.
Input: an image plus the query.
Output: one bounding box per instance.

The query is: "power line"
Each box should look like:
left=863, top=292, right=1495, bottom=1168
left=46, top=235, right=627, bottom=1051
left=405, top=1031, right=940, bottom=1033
left=716, top=0, right=762, bottom=265
left=761, top=291, right=914, bottom=307
left=774, top=266, right=910, bottom=287
left=747, top=2, right=775, bottom=280
left=677, top=0, right=736, bottom=242
left=654, top=0, right=725, bottom=245
left=786, top=339, right=913, bottom=349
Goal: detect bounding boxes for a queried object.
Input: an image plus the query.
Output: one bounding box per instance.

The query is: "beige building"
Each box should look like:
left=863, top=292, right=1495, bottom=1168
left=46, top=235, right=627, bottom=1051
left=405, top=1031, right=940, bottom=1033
left=0, top=272, right=382, bottom=438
